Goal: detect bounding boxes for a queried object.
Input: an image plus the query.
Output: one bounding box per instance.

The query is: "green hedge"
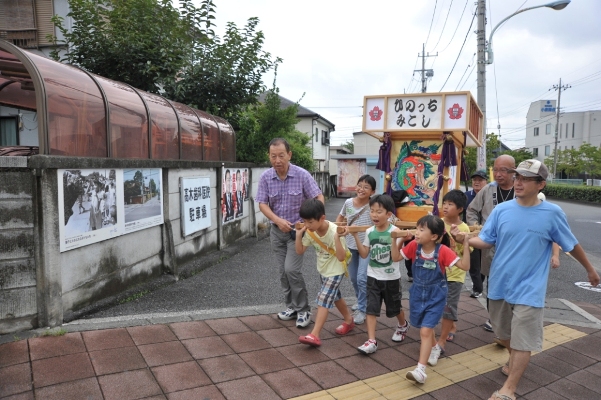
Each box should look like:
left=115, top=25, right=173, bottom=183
left=543, top=184, right=601, bottom=204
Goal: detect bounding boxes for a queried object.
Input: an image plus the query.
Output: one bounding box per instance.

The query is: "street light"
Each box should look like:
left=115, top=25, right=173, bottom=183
left=476, top=0, right=570, bottom=170
left=486, top=1, right=570, bottom=65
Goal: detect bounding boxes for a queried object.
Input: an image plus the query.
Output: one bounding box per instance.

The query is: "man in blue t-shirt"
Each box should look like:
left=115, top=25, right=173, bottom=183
left=465, top=159, right=600, bottom=400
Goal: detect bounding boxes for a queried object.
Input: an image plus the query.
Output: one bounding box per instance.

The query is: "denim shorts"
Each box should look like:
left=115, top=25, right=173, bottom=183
left=409, top=280, right=447, bottom=328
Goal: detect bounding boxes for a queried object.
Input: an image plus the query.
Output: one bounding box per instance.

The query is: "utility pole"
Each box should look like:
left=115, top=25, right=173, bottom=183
left=551, top=78, right=570, bottom=180
left=476, top=0, right=487, bottom=170
left=414, top=43, right=437, bottom=93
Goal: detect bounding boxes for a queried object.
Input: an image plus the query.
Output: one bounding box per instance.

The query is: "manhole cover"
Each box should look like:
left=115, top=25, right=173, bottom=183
left=575, top=282, right=601, bottom=292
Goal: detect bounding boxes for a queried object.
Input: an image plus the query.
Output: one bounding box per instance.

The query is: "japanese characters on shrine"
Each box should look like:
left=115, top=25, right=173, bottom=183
left=363, top=91, right=483, bottom=147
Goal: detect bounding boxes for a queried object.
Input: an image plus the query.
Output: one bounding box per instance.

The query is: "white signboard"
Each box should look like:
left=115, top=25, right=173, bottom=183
left=181, top=176, right=212, bottom=236
left=386, top=95, right=443, bottom=130
left=58, top=168, right=164, bottom=252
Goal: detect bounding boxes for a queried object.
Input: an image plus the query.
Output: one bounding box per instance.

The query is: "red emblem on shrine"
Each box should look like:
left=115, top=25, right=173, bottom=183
left=447, top=103, right=464, bottom=120
left=369, top=106, right=383, bottom=121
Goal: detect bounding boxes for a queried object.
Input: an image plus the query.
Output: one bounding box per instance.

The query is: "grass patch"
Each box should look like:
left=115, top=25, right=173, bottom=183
left=119, top=290, right=150, bottom=304
left=40, top=328, right=67, bottom=337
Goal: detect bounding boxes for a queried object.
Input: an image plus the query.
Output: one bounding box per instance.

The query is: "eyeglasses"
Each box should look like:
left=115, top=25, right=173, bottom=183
left=512, top=175, right=542, bottom=183
left=492, top=168, right=511, bottom=173
left=356, top=185, right=372, bottom=191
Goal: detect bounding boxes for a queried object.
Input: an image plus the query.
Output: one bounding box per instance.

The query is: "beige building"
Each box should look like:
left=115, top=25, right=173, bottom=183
left=525, top=100, right=601, bottom=164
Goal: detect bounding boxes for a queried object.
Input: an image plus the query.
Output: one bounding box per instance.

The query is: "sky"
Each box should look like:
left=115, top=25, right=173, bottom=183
left=205, top=0, right=601, bottom=149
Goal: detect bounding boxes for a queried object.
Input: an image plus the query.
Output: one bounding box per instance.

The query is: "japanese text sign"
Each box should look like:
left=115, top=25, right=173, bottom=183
left=180, top=176, right=211, bottom=236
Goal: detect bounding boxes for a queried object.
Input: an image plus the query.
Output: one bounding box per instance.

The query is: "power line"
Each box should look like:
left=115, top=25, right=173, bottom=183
left=431, top=0, right=455, bottom=52
left=438, top=11, right=475, bottom=92
left=424, top=0, right=439, bottom=48
left=438, top=0, right=469, bottom=53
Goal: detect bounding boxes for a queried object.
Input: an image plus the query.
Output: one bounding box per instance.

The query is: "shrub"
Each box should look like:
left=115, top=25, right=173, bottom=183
left=543, top=184, right=601, bottom=204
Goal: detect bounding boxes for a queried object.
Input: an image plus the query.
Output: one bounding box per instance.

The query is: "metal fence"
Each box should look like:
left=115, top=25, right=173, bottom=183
left=587, top=179, right=601, bottom=187
left=549, top=179, right=583, bottom=186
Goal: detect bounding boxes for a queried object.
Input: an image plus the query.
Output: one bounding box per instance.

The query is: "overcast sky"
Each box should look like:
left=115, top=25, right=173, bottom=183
left=207, top=0, right=601, bottom=149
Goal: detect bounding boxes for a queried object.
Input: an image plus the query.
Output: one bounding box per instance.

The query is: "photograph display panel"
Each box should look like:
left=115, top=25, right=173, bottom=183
left=221, top=167, right=248, bottom=224
left=58, top=168, right=164, bottom=252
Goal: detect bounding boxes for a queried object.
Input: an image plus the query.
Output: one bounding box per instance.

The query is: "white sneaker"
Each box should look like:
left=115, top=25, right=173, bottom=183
left=353, top=311, right=366, bottom=325
left=295, top=311, right=311, bottom=328
left=351, top=304, right=359, bottom=311
left=391, top=321, right=410, bottom=342
left=277, top=308, right=297, bottom=321
left=428, top=345, right=442, bottom=366
left=406, top=368, right=427, bottom=383
left=358, top=340, right=377, bottom=354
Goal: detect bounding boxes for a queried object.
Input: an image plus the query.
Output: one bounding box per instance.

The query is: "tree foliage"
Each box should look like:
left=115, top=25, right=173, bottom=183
left=50, top=0, right=280, bottom=122
left=544, top=142, right=601, bottom=179
left=341, top=140, right=354, bottom=153
left=462, top=133, right=533, bottom=183
left=235, top=83, right=314, bottom=171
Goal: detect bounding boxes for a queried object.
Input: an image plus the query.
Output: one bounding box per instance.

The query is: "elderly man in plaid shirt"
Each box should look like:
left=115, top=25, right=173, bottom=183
left=256, top=138, right=324, bottom=328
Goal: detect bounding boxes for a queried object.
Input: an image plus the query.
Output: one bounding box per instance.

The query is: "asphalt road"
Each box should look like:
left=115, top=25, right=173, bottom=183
left=78, top=196, right=601, bottom=320
left=543, top=198, right=601, bottom=304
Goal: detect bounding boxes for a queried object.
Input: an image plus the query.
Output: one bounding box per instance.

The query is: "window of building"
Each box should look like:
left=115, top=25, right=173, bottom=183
left=315, top=127, right=318, bottom=142
left=572, top=146, right=574, bottom=149
left=532, top=147, right=538, bottom=156
left=544, top=145, right=550, bottom=156
left=565, top=146, right=567, bottom=150
left=546, top=124, right=551, bottom=135
left=321, top=130, right=329, bottom=145
left=566, top=123, right=569, bottom=137
left=572, top=123, right=575, bottom=138
left=534, top=127, right=539, bottom=136
left=0, top=117, right=18, bottom=146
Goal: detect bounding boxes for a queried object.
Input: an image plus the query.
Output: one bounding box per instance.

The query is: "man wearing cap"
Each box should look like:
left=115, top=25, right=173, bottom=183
left=464, top=170, right=488, bottom=298
left=461, top=159, right=600, bottom=400
left=466, top=154, right=516, bottom=331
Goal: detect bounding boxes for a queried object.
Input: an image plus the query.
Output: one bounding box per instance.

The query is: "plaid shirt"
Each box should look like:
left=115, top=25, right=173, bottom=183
left=255, top=164, right=322, bottom=224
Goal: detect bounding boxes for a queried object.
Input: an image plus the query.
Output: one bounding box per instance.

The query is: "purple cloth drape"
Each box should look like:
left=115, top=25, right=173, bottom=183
left=376, top=132, right=393, bottom=195
left=431, top=134, right=457, bottom=216
left=460, top=132, right=469, bottom=182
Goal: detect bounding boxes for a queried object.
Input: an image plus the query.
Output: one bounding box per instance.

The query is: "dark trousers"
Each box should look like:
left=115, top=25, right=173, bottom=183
left=469, top=248, right=484, bottom=293
left=404, top=238, right=414, bottom=277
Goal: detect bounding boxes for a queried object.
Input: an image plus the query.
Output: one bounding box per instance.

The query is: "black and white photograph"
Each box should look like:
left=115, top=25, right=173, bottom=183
left=58, top=169, right=122, bottom=252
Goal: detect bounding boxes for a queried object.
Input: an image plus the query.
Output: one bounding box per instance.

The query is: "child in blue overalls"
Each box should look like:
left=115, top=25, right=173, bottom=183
left=393, top=215, right=470, bottom=384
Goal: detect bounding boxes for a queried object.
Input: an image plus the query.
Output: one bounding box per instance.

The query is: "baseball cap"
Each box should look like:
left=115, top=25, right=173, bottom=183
left=470, top=170, right=488, bottom=180
left=509, top=159, right=549, bottom=180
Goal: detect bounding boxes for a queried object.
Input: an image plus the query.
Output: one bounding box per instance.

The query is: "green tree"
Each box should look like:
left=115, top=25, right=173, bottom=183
left=235, top=83, right=314, bottom=171
left=504, top=148, right=533, bottom=166
left=50, top=0, right=192, bottom=94
left=149, top=178, right=157, bottom=194
left=548, top=143, right=601, bottom=179
left=50, top=0, right=280, bottom=123
left=341, top=140, right=354, bottom=153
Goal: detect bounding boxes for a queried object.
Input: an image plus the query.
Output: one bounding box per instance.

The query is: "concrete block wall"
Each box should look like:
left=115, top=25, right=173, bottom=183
left=0, top=156, right=269, bottom=333
left=0, top=158, right=37, bottom=334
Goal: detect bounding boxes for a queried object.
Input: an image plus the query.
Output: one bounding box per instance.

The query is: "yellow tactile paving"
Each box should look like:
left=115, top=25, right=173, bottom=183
left=290, top=323, right=586, bottom=400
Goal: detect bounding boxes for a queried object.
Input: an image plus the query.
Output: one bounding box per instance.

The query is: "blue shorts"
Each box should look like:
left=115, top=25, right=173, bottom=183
left=315, top=274, right=343, bottom=308
left=409, top=280, right=448, bottom=328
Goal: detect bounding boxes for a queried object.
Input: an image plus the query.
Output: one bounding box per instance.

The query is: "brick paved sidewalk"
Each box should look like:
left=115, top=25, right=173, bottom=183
left=2, top=294, right=601, bottom=399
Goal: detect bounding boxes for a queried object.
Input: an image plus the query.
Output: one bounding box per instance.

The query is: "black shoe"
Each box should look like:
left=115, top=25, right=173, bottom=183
left=470, top=291, right=481, bottom=298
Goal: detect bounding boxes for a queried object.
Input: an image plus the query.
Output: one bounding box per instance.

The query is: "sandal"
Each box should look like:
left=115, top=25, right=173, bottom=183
left=501, top=362, right=509, bottom=376
left=299, top=333, right=321, bottom=347
left=489, top=390, right=516, bottom=400
left=446, top=332, right=456, bottom=342
left=335, top=321, right=355, bottom=335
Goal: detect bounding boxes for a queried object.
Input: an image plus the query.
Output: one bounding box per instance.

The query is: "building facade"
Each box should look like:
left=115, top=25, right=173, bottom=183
left=525, top=100, right=601, bottom=162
